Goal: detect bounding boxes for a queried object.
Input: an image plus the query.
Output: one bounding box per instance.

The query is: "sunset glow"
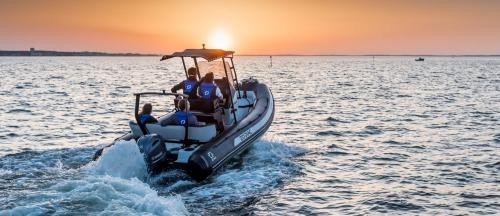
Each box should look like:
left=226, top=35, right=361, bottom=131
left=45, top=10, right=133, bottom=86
left=1, top=0, right=500, bottom=55
left=208, top=29, right=232, bottom=50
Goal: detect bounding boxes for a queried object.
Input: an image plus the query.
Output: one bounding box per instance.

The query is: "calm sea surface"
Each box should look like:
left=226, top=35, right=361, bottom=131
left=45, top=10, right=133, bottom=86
left=0, top=56, right=499, bottom=215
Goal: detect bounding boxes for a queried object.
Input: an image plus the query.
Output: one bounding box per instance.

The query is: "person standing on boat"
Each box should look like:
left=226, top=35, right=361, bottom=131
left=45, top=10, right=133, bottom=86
left=171, top=67, right=198, bottom=98
left=139, top=103, right=158, bottom=124
left=175, top=99, right=199, bottom=126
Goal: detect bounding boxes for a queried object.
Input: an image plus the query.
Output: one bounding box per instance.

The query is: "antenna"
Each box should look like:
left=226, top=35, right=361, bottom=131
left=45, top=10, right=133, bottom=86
left=268, top=56, right=274, bottom=90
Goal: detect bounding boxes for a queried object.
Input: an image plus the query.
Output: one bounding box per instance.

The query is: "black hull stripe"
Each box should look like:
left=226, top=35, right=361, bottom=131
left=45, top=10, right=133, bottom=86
left=212, top=106, right=274, bottom=170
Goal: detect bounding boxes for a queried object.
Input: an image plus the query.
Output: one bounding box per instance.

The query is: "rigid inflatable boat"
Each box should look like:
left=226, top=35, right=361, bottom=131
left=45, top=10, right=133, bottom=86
left=93, top=48, right=274, bottom=181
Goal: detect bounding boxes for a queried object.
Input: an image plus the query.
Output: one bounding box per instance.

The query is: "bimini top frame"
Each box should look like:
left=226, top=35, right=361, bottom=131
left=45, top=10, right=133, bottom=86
left=160, top=46, right=242, bottom=123
left=160, top=48, right=234, bottom=62
left=160, top=47, right=240, bottom=95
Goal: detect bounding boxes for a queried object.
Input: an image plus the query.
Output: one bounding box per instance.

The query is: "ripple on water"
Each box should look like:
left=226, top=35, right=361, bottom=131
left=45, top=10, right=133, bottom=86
left=327, top=150, right=350, bottom=156
left=5, top=133, right=19, bottom=137
left=6, top=109, right=32, bottom=113
left=49, top=75, right=65, bottom=79
left=116, top=86, right=131, bottom=89
left=317, top=130, right=344, bottom=136
left=396, top=94, right=412, bottom=98
left=484, top=161, right=500, bottom=170
left=459, top=193, right=500, bottom=199
left=364, top=198, right=425, bottom=212
left=493, top=133, right=500, bottom=143
left=325, top=144, right=349, bottom=155
left=382, top=140, right=409, bottom=145
left=357, top=125, right=383, bottom=136
left=367, top=156, right=405, bottom=163
left=325, top=117, right=349, bottom=123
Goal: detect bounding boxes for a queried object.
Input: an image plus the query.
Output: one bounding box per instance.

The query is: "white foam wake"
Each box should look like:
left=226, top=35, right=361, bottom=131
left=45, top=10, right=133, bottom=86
left=180, top=137, right=305, bottom=214
left=84, top=139, right=147, bottom=179
left=2, top=175, right=188, bottom=216
left=1, top=140, right=189, bottom=215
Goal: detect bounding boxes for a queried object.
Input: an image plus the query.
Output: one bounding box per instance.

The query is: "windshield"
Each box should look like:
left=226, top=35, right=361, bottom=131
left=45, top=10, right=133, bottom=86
left=197, top=61, right=233, bottom=82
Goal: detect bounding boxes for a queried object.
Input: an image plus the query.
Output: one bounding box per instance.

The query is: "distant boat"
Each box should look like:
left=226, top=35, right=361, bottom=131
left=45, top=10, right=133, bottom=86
left=415, top=57, right=424, bottom=61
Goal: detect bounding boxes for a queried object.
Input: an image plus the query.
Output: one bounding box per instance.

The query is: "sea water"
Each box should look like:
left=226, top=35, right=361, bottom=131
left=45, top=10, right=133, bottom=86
left=0, top=56, right=498, bottom=215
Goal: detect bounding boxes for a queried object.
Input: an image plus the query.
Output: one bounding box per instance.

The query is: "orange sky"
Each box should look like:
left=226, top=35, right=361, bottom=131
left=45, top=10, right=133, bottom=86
left=1, top=0, right=500, bottom=55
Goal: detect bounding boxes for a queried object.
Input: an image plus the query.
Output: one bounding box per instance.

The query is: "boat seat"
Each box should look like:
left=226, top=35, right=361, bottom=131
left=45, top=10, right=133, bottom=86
left=146, top=124, right=216, bottom=142
left=182, top=98, right=219, bottom=113
left=214, top=77, right=235, bottom=108
left=129, top=120, right=216, bottom=142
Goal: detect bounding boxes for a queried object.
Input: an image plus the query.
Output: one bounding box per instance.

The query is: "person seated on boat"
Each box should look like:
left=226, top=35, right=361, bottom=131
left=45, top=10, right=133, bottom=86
left=197, top=72, right=224, bottom=111
left=139, top=103, right=158, bottom=124
left=174, top=99, right=200, bottom=126
left=171, top=67, right=198, bottom=98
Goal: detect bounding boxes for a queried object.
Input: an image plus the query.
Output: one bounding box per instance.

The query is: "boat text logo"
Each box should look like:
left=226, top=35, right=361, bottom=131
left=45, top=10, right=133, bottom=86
left=235, top=128, right=253, bottom=146
left=207, top=152, right=217, bottom=162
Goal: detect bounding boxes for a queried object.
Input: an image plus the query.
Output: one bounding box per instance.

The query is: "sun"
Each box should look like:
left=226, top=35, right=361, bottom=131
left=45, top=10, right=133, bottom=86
left=208, top=29, right=232, bottom=50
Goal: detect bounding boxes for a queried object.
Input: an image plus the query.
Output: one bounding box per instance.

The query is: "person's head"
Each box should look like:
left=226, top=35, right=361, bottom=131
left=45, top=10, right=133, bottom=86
left=141, top=103, right=153, bottom=115
left=204, top=72, right=214, bottom=83
left=178, top=99, right=190, bottom=111
left=187, top=67, right=197, bottom=78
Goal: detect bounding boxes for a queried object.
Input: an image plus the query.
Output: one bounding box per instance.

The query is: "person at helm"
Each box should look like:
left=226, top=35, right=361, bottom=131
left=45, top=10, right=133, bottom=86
left=171, top=67, right=198, bottom=97
left=198, top=72, right=223, bottom=102
left=174, top=99, right=199, bottom=126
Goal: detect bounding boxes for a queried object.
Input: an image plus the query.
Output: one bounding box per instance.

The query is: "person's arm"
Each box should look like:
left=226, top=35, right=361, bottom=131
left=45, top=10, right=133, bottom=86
left=144, top=116, right=158, bottom=124
left=191, top=77, right=206, bottom=98
left=160, top=115, right=176, bottom=126
left=171, top=81, right=184, bottom=93
left=188, top=81, right=201, bottom=98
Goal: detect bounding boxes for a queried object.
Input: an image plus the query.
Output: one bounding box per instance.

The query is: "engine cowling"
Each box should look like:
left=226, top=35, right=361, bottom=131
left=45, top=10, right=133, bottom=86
left=137, top=134, right=168, bottom=174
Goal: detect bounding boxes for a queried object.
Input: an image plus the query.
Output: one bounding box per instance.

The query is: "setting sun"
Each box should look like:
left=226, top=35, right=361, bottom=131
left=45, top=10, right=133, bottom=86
left=208, top=29, right=232, bottom=50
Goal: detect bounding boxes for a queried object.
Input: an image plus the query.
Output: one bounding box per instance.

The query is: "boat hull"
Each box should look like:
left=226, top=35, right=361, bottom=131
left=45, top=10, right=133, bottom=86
left=188, top=82, right=274, bottom=180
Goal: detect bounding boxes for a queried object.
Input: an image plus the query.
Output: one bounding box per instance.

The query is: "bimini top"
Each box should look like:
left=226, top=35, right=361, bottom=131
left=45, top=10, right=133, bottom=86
left=161, top=49, right=234, bottom=62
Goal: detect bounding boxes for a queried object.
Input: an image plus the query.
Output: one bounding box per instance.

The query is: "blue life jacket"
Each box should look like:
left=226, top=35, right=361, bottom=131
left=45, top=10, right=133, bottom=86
left=139, top=113, right=153, bottom=124
left=183, top=79, right=197, bottom=94
left=198, top=82, right=216, bottom=100
left=175, top=111, right=194, bottom=125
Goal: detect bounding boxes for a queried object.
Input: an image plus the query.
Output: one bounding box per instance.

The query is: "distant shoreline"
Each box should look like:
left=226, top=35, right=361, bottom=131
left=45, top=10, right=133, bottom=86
left=0, top=49, right=158, bottom=57
left=0, top=49, right=498, bottom=57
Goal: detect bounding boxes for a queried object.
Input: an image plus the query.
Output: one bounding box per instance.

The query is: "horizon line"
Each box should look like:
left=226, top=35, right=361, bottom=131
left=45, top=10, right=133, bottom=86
left=1, top=48, right=500, bottom=57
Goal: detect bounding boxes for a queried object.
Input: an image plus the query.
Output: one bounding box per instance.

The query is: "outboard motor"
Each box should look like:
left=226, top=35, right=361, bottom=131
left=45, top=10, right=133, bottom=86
left=137, top=134, right=169, bottom=174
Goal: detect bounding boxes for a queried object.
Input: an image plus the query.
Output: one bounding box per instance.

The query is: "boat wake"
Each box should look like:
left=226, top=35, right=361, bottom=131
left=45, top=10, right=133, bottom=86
left=165, top=137, right=305, bottom=214
left=1, top=141, right=187, bottom=215
left=0, top=137, right=304, bottom=215
left=84, top=140, right=148, bottom=179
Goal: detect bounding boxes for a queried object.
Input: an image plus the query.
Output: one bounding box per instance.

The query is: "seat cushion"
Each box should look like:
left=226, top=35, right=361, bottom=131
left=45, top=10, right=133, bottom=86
left=145, top=124, right=216, bottom=142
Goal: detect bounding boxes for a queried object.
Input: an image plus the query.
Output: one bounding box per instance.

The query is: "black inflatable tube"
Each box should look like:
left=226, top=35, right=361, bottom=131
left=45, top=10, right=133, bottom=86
left=187, top=83, right=275, bottom=181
